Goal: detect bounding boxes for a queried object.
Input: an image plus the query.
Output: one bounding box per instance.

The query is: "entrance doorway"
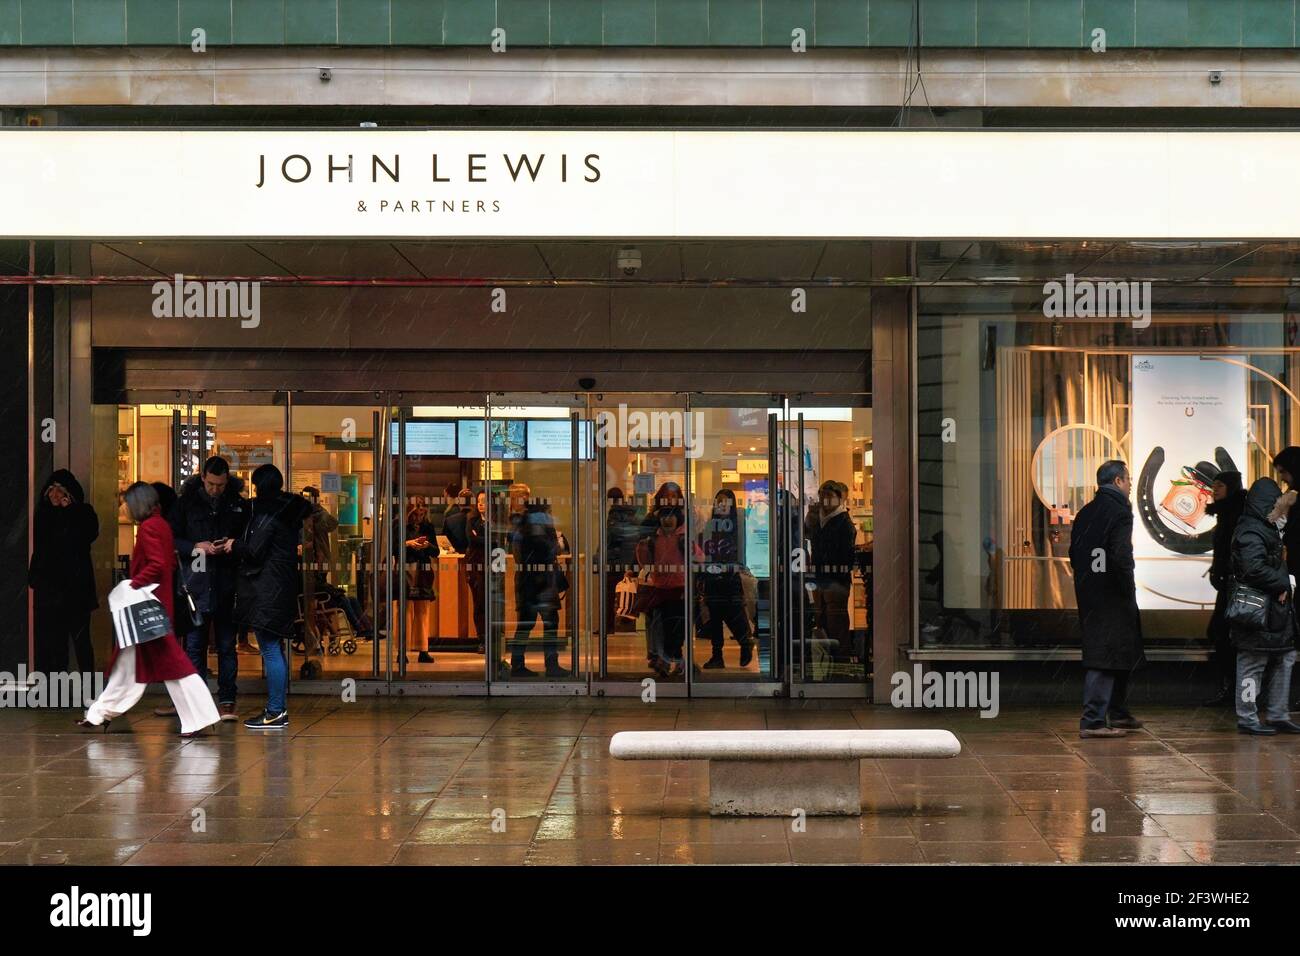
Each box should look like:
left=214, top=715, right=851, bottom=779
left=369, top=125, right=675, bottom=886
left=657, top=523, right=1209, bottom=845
left=112, top=390, right=872, bottom=698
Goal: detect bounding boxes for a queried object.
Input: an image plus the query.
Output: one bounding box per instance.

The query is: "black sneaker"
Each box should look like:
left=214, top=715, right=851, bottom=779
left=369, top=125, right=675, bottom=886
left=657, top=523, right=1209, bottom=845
left=544, top=664, right=573, bottom=679
left=1270, top=719, right=1300, bottom=734
left=1237, top=720, right=1277, bottom=736
left=702, top=654, right=725, bottom=669
left=509, top=665, right=538, bottom=678
left=244, top=710, right=288, bottom=730
left=739, top=641, right=755, bottom=668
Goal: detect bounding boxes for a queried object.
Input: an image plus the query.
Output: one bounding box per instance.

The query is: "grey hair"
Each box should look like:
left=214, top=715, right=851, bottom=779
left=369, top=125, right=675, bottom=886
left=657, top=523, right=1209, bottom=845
left=122, top=480, right=159, bottom=523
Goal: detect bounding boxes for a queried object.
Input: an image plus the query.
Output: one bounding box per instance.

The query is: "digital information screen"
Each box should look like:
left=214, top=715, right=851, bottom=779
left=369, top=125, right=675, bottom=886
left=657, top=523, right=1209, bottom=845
left=527, top=420, right=593, bottom=460
left=458, top=419, right=526, bottom=460
left=389, top=421, right=456, bottom=457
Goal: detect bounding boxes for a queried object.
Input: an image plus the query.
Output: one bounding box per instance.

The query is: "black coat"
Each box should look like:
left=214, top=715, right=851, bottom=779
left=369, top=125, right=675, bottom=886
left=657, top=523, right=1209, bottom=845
left=808, top=509, right=856, bottom=586
left=513, top=506, right=566, bottom=599
left=1229, top=479, right=1297, bottom=652
left=443, top=506, right=470, bottom=553
left=1207, top=489, right=1246, bottom=592
left=232, top=492, right=312, bottom=638
left=170, top=473, right=249, bottom=617
left=1068, top=484, right=1144, bottom=671
left=607, top=503, right=641, bottom=573
left=28, top=470, right=99, bottom=612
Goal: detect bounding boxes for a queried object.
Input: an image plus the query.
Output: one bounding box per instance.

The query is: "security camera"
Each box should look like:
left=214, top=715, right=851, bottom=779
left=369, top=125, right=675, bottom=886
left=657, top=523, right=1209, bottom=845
left=616, top=246, right=641, bottom=276
left=319, top=68, right=332, bottom=82
left=578, top=377, right=597, bottom=391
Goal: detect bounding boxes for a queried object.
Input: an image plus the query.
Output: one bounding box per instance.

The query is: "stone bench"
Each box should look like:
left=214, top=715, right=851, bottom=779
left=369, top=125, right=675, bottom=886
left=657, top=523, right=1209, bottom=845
left=610, top=729, right=961, bottom=816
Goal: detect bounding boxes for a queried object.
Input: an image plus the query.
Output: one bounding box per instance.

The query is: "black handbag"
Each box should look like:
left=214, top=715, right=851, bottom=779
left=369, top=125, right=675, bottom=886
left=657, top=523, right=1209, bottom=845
left=1224, top=581, right=1269, bottom=630
left=175, top=553, right=204, bottom=632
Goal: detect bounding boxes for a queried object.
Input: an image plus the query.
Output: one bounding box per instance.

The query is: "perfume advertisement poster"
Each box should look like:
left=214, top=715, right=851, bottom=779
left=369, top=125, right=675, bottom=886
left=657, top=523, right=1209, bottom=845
left=1130, top=355, right=1247, bottom=609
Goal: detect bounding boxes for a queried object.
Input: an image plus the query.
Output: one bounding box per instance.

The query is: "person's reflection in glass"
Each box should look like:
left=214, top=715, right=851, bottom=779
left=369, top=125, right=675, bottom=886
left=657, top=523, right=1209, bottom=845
left=698, top=489, right=755, bottom=669
left=605, top=487, right=641, bottom=639
left=507, top=496, right=571, bottom=679
left=807, top=480, right=855, bottom=663
left=464, top=490, right=487, bottom=653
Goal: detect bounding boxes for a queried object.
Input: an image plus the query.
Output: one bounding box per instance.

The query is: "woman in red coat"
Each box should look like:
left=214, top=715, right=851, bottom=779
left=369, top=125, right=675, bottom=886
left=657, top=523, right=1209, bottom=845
left=80, top=482, right=220, bottom=736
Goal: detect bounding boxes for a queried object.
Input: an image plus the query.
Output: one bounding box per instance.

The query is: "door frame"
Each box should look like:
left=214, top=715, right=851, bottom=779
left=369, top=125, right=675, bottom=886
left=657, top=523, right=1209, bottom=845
left=125, top=387, right=873, bottom=699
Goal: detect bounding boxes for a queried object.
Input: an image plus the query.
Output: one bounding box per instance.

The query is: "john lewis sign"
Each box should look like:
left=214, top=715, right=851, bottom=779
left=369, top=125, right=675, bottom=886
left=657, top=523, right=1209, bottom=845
left=2, top=129, right=1297, bottom=239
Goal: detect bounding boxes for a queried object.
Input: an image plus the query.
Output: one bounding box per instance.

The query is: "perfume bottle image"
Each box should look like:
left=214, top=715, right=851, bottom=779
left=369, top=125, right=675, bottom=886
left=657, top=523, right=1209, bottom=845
left=1157, top=463, right=1215, bottom=535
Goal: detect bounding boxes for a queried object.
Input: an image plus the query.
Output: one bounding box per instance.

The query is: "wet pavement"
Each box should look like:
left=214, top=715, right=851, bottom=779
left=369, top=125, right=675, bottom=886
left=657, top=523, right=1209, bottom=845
left=0, top=697, right=1297, bottom=865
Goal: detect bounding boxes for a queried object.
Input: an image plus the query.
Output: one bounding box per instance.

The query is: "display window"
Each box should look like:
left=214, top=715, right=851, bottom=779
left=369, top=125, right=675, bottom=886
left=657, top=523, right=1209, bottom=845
left=916, top=240, right=1300, bottom=655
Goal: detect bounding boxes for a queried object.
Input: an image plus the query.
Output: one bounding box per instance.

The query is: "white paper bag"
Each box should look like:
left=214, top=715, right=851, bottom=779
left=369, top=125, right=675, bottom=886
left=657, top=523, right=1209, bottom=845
left=108, top=579, right=171, bottom=650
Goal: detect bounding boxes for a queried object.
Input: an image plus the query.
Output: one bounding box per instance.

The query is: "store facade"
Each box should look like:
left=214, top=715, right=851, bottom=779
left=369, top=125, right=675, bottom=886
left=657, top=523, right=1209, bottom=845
left=5, top=127, right=1297, bottom=701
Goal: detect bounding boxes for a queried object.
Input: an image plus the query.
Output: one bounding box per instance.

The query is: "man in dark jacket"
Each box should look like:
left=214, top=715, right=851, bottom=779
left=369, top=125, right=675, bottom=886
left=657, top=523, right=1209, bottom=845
left=1228, top=477, right=1300, bottom=734
left=808, top=480, right=858, bottom=662
left=229, top=463, right=313, bottom=729
left=1204, top=470, right=1246, bottom=706
left=1069, top=459, right=1145, bottom=738
left=28, top=469, right=99, bottom=674
left=169, top=456, right=248, bottom=721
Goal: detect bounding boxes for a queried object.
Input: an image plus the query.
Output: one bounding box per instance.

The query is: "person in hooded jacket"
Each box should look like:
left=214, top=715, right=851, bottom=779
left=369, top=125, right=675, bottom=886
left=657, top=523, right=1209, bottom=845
left=1204, top=470, right=1246, bottom=706
left=1069, top=460, right=1145, bottom=738
left=1228, top=477, right=1300, bottom=735
left=507, top=497, right=572, bottom=679
left=168, top=456, right=248, bottom=722
left=28, top=469, right=99, bottom=675
left=79, top=482, right=220, bottom=736
left=228, top=464, right=312, bottom=730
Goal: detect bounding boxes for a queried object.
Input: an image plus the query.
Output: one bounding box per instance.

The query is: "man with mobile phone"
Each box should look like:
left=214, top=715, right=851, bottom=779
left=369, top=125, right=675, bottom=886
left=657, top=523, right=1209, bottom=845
left=166, top=456, right=249, bottom=722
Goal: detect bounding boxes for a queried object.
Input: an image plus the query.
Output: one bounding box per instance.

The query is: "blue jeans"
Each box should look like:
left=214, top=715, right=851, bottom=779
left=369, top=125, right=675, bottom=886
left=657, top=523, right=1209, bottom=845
left=184, top=614, right=238, bottom=705
left=1081, top=668, right=1134, bottom=729
left=257, top=633, right=288, bottom=716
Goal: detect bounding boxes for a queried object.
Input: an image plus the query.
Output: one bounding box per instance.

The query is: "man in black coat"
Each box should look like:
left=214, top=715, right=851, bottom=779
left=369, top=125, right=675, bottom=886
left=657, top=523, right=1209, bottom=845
left=169, top=456, right=249, bottom=721
left=1069, top=459, right=1145, bottom=738
left=1204, top=470, right=1246, bottom=706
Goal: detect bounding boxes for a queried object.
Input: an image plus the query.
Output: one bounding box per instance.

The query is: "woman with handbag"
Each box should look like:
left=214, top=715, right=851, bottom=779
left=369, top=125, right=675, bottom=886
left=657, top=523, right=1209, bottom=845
left=78, top=482, right=221, bottom=737
left=1228, top=476, right=1300, bottom=735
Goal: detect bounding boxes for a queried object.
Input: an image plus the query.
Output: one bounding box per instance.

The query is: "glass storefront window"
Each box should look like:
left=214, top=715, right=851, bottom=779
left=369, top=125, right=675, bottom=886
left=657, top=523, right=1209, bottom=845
left=784, top=404, right=873, bottom=685
left=917, top=240, right=1300, bottom=654
left=289, top=405, right=378, bottom=680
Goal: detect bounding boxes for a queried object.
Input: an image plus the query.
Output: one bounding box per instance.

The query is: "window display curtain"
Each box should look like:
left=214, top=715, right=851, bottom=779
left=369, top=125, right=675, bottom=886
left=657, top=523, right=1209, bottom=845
left=999, top=339, right=1127, bottom=612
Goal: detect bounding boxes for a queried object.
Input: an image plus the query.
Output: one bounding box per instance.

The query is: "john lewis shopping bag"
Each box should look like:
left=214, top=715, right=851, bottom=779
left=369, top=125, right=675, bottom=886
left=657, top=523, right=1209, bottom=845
left=107, top=578, right=171, bottom=650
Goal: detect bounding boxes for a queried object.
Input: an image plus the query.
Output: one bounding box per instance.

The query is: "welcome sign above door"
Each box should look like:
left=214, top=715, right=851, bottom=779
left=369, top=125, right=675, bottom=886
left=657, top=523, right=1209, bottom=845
left=2, top=129, right=1297, bottom=240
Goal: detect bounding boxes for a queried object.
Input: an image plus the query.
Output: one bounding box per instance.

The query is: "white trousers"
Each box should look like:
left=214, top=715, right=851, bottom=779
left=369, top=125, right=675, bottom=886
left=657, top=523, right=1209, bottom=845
left=84, top=646, right=222, bottom=734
